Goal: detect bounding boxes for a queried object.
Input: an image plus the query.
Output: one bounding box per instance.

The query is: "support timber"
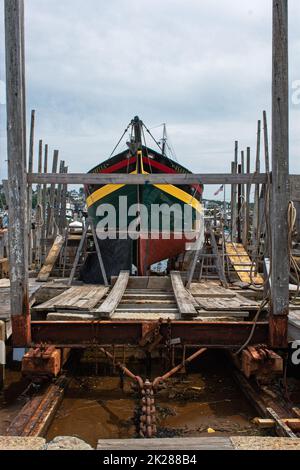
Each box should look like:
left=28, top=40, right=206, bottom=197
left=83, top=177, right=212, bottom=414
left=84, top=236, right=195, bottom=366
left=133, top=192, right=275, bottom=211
left=5, top=0, right=30, bottom=346
left=269, top=0, right=289, bottom=348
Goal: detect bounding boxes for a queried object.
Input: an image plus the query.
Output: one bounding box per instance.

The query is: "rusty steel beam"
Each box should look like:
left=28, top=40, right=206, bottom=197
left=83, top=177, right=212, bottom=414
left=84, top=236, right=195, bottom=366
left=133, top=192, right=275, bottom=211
left=30, top=321, right=269, bottom=348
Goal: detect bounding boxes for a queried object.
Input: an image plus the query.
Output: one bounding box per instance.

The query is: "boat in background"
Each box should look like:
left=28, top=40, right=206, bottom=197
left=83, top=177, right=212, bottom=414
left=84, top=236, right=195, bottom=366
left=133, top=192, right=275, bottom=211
left=82, top=117, right=203, bottom=283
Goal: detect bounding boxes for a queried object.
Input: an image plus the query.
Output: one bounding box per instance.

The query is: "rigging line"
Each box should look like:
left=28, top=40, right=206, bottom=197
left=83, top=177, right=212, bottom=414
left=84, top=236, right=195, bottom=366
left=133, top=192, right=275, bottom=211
left=110, top=122, right=131, bottom=158
left=141, top=125, right=153, bottom=174
left=143, top=123, right=164, bottom=153
left=166, top=141, right=179, bottom=163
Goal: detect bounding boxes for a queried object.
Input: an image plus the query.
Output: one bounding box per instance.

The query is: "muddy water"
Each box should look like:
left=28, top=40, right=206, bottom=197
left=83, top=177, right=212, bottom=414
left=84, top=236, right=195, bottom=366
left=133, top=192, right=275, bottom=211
left=46, top=351, right=270, bottom=447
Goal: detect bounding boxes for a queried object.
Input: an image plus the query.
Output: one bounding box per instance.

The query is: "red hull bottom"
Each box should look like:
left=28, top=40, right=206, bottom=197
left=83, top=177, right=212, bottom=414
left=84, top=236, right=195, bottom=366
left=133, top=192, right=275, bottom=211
left=138, top=233, right=196, bottom=275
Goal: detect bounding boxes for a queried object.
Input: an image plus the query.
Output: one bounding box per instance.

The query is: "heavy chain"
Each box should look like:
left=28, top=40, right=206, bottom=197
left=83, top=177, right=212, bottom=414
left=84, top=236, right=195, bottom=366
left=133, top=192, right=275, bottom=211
left=139, top=379, right=157, bottom=438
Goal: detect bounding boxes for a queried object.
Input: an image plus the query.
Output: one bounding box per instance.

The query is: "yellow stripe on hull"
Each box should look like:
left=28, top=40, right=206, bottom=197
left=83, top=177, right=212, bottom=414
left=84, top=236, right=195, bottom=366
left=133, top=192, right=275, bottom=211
left=86, top=163, right=202, bottom=213
left=86, top=171, right=137, bottom=208
left=153, top=183, right=202, bottom=213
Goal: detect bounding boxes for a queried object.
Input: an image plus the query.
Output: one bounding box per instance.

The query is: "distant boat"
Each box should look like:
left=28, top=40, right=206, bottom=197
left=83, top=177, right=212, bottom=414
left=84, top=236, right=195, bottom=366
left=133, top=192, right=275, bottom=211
left=82, top=117, right=203, bottom=282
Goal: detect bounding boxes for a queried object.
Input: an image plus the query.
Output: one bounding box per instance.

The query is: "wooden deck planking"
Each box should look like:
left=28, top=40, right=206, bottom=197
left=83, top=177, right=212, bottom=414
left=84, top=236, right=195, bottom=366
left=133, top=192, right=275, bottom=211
left=171, top=271, right=198, bottom=317
left=96, top=271, right=130, bottom=317
left=34, top=285, right=108, bottom=312
left=196, top=295, right=259, bottom=312
left=188, top=282, right=236, bottom=298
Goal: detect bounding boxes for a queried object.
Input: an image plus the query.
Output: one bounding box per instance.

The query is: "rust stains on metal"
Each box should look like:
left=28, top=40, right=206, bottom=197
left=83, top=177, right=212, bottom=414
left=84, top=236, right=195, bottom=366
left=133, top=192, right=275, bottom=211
left=268, top=312, right=288, bottom=348
left=30, top=320, right=269, bottom=349
left=11, top=313, right=31, bottom=347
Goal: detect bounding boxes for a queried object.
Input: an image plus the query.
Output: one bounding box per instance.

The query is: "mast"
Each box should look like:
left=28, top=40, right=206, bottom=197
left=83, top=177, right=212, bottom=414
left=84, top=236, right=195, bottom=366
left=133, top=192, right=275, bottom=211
left=132, top=116, right=143, bottom=150
left=162, top=124, right=167, bottom=157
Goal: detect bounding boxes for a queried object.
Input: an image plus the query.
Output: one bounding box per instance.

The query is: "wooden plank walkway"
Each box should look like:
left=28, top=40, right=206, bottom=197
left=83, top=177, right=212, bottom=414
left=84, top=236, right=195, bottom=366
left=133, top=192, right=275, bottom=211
left=29, top=276, right=262, bottom=322
left=34, top=285, right=108, bottom=312
left=171, top=271, right=198, bottom=317
left=96, top=271, right=129, bottom=318
left=37, top=235, right=64, bottom=282
left=226, top=242, right=264, bottom=285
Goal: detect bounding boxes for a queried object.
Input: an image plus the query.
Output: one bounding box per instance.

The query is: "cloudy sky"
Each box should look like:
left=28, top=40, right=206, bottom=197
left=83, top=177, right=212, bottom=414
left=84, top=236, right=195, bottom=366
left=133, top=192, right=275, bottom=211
left=1, top=0, right=300, bottom=199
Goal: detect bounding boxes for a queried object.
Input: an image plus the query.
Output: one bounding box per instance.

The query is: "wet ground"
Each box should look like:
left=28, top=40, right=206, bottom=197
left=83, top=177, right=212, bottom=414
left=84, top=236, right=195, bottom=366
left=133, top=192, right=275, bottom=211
left=46, top=350, right=271, bottom=448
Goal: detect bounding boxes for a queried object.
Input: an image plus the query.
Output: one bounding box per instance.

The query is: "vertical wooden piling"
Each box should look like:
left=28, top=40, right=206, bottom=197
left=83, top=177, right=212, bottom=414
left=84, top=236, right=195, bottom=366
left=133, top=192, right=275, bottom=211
left=252, top=120, right=261, bottom=254
left=42, top=144, right=48, bottom=261
left=59, top=165, right=68, bottom=234
left=241, top=151, right=247, bottom=247
left=231, top=141, right=238, bottom=242
left=270, top=0, right=289, bottom=348
left=47, top=150, right=59, bottom=237
left=55, top=160, right=65, bottom=231
left=263, top=111, right=270, bottom=174
left=237, top=164, right=242, bottom=243
left=27, top=109, right=35, bottom=267
left=34, top=140, right=43, bottom=268
left=4, top=0, right=30, bottom=346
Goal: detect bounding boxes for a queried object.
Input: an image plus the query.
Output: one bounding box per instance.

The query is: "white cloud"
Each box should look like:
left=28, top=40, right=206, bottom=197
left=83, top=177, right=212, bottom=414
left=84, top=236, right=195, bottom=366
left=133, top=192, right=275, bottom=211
left=0, top=0, right=299, bottom=199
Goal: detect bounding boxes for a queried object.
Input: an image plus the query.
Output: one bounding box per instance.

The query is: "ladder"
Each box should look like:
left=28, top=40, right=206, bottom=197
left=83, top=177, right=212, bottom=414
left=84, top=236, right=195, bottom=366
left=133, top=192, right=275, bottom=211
left=68, top=218, right=108, bottom=287
left=187, top=222, right=228, bottom=288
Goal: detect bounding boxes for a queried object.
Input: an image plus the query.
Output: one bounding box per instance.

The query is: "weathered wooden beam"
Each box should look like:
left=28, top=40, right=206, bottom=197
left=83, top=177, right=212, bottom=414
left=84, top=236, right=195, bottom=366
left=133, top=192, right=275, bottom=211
left=47, top=150, right=59, bottom=237
left=59, top=165, right=68, bottom=234
left=54, top=160, right=65, bottom=230
left=27, top=109, right=35, bottom=267
left=42, top=144, right=48, bottom=261
left=252, top=120, right=261, bottom=252
left=34, top=139, right=43, bottom=268
left=96, top=271, right=130, bottom=318
left=245, top=148, right=251, bottom=251
left=5, top=0, right=30, bottom=346
left=231, top=160, right=238, bottom=241
left=171, top=271, right=198, bottom=317
left=28, top=173, right=269, bottom=186
left=263, top=110, right=270, bottom=174
left=270, top=0, right=289, bottom=348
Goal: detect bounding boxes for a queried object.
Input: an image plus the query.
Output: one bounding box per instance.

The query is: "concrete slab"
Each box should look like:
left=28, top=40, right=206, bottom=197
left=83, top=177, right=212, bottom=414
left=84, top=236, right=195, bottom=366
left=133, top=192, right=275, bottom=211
left=0, top=436, right=46, bottom=450
left=231, top=436, right=300, bottom=450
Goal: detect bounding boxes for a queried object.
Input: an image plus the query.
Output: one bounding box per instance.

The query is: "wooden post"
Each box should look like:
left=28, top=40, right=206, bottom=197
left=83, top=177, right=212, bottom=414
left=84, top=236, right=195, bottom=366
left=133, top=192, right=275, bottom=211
left=55, top=160, right=65, bottom=231
left=42, top=144, right=48, bottom=262
left=252, top=120, right=261, bottom=254
left=241, top=151, right=247, bottom=247
left=263, top=111, right=271, bottom=256
left=4, top=0, right=30, bottom=346
left=270, top=0, right=289, bottom=348
left=27, top=109, right=35, bottom=267
left=245, top=147, right=251, bottom=251
left=237, top=164, right=242, bottom=243
left=263, top=111, right=270, bottom=174
left=59, top=165, right=68, bottom=234
left=231, top=141, right=238, bottom=242
left=47, top=150, right=59, bottom=237
left=34, top=140, right=43, bottom=268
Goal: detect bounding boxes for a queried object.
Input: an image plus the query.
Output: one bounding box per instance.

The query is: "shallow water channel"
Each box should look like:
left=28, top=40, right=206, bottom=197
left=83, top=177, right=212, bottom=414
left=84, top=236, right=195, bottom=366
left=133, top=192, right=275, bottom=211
left=46, top=350, right=270, bottom=447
